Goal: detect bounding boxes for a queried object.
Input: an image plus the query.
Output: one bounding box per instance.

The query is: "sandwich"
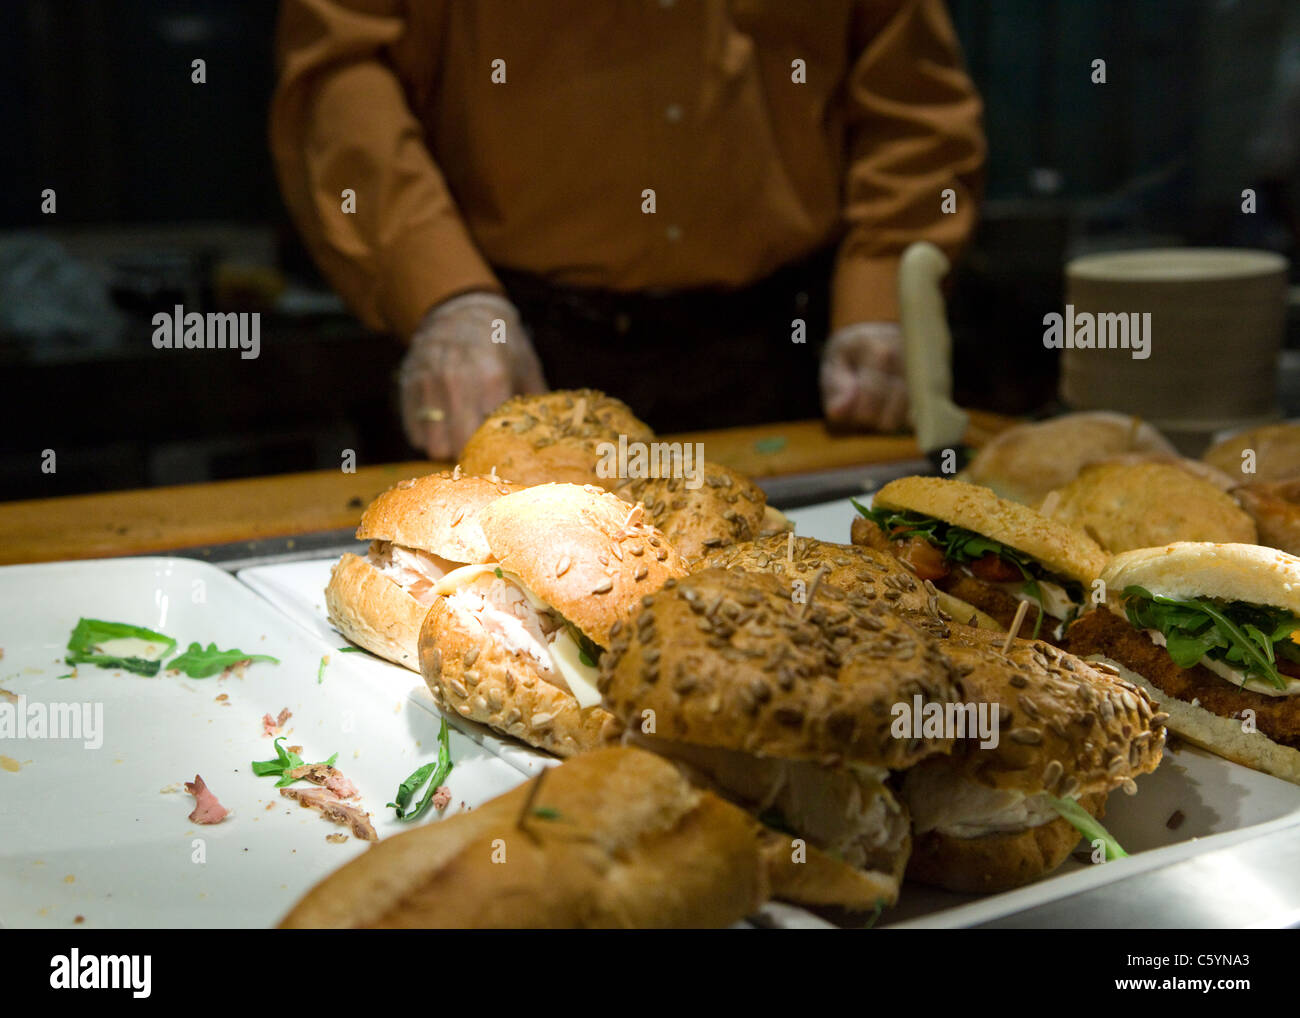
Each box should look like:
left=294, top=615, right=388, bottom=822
left=852, top=477, right=1107, bottom=642
left=901, top=627, right=1165, bottom=893
left=1040, top=460, right=1257, bottom=553
left=279, top=747, right=770, bottom=928
left=1063, top=542, right=1300, bottom=784
left=697, top=532, right=1001, bottom=635
left=599, top=566, right=966, bottom=911
left=459, top=388, right=654, bottom=488
left=324, top=471, right=518, bottom=669
left=960, top=411, right=1177, bottom=506
left=419, top=482, right=687, bottom=757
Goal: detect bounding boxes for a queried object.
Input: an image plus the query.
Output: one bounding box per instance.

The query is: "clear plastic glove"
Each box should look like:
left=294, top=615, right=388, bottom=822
left=399, top=292, right=548, bottom=459
left=819, top=321, right=909, bottom=431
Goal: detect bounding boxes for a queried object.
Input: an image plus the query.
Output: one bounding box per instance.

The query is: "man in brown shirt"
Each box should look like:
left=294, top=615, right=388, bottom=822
left=271, top=0, right=985, bottom=457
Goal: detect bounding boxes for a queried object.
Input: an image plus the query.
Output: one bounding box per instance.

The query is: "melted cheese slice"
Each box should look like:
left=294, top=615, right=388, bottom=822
left=992, top=577, right=1078, bottom=621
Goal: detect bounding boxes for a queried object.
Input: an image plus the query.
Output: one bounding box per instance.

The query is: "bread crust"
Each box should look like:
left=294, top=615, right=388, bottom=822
left=420, top=596, right=621, bottom=757
left=758, top=827, right=909, bottom=912
left=356, top=472, right=518, bottom=561
left=932, top=626, right=1165, bottom=797
left=324, top=553, right=429, bottom=670
left=616, top=462, right=768, bottom=558
left=1043, top=461, right=1256, bottom=553
left=279, top=747, right=769, bottom=928
left=1101, top=541, right=1300, bottom=616
left=873, top=476, right=1107, bottom=582
left=1233, top=478, right=1300, bottom=557
left=961, top=411, right=1176, bottom=506
left=459, top=389, right=654, bottom=488
left=1204, top=422, right=1300, bottom=485
left=477, top=483, right=688, bottom=645
left=600, top=567, right=964, bottom=768
left=905, top=796, right=1105, bottom=894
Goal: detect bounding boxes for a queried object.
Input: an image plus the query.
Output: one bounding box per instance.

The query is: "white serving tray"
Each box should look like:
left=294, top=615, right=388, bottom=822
left=0, top=558, right=528, bottom=929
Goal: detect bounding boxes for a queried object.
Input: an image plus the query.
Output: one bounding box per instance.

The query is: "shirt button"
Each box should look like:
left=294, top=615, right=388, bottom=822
left=665, top=224, right=682, bottom=242
left=664, top=104, right=683, bottom=123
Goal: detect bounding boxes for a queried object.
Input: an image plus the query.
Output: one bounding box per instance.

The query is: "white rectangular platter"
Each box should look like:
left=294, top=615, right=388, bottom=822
left=0, top=557, right=528, bottom=929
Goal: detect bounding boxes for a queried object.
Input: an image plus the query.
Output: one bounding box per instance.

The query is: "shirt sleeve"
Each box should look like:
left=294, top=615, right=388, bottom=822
left=832, top=0, right=987, bottom=329
left=270, top=0, right=501, bottom=339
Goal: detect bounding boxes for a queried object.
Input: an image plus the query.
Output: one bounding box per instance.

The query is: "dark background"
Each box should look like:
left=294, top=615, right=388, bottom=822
left=1, top=0, right=1297, bottom=499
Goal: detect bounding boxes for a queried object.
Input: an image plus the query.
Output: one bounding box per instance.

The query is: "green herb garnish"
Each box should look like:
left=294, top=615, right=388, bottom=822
left=1121, top=586, right=1298, bottom=691
left=167, top=642, right=279, bottom=678
left=1047, top=795, right=1128, bottom=860
left=533, top=806, right=562, bottom=820
left=251, top=736, right=339, bottom=788
left=65, top=619, right=177, bottom=677
left=317, top=655, right=326, bottom=684
left=565, top=621, right=602, bottom=668
left=337, top=646, right=363, bottom=653
left=386, top=718, right=454, bottom=822
left=494, top=567, right=504, bottom=579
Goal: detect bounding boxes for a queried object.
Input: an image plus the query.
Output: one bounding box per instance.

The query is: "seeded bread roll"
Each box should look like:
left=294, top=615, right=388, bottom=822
left=698, top=534, right=936, bottom=617
left=324, top=472, right=517, bottom=669
left=906, top=795, right=1106, bottom=894
left=600, top=567, right=963, bottom=768
left=874, top=476, right=1107, bottom=583
left=615, top=462, right=769, bottom=558
left=478, top=483, right=688, bottom=646
left=459, top=389, right=654, bottom=487
left=325, top=553, right=430, bottom=669
left=924, top=627, right=1166, bottom=799
left=898, top=628, right=1163, bottom=893
left=1041, top=461, right=1256, bottom=553
left=960, top=411, right=1177, bottom=506
left=1100, top=542, right=1300, bottom=617
left=279, top=747, right=770, bottom=928
left=421, top=598, right=621, bottom=757
left=1203, top=422, right=1300, bottom=485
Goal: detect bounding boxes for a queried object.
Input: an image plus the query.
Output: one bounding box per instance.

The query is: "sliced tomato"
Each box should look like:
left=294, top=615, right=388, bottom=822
left=895, top=537, right=949, bottom=581
left=968, top=553, right=1022, bottom=583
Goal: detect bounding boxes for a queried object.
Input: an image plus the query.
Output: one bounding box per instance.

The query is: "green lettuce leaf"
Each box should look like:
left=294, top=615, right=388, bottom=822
left=65, top=619, right=177, bottom=677
left=1047, top=795, right=1128, bottom=861
left=387, top=718, right=454, bottom=822
left=167, top=642, right=279, bottom=679
left=251, top=736, right=338, bottom=788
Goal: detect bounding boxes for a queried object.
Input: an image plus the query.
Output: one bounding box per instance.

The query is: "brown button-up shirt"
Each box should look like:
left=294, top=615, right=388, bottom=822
left=271, top=0, right=985, bottom=339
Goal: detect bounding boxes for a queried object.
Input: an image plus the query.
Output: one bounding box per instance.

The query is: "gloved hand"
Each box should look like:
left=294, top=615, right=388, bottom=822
left=399, top=292, right=547, bottom=459
left=819, top=321, right=909, bottom=431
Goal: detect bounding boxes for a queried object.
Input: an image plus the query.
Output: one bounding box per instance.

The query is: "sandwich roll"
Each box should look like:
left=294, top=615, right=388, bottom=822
left=600, top=567, right=965, bottom=909
left=853, top=476, right=1106, bottom=642
left=459, top=389, right=654, bottom=487
left=279, top=747, right=770, bottom=928
left=616, top=461, right=773, bottom=558
left=419, top=483, right=687, bottom=756
left=325, top=472, right=518, bottom=669
left=1064, top=542, right=1300, bottom=783
left=901, top=628, right=1165, bottom=893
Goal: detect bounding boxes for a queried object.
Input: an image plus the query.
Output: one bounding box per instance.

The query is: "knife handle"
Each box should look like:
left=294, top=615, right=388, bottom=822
left=899, top=241, right=968, bottom=457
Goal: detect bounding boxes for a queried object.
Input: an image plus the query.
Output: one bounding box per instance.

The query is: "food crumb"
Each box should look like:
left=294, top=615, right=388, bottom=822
left=64, top=875, right=75, bottom=884
left=1166, top=809, right=1186, bottom=830
left=215, top=694, right=228, bottom=702
left=0, top=687, right=17, bottom=704
left=160, top=783, right=182, bottom=794
left=326, top=833, right=348, bottom=844
left=265, top=802, right=274, bottom=811
left=74, top=915, right=85, bottom=924
left=0, top=756, right=21, bottom=773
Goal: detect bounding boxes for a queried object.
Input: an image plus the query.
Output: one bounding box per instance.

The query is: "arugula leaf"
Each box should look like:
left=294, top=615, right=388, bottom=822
left=565, top=621, right=603, bottom=669
left=1047, top=796, right=1128, bottom=861
left=337, top=646, right=363, bottom=653
left=387, top=718, right=454, bottom=822
left=251, top=736, right=338, bottom=788
left=65, top=619, right=177, bottom=677
left=167, top=642, right=279, bottom=679
left=317, top=655, right=327, bottom=684
left=532, top=806, right=562, bottom=821
left=1122, top=586, right=1296, bottom=690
